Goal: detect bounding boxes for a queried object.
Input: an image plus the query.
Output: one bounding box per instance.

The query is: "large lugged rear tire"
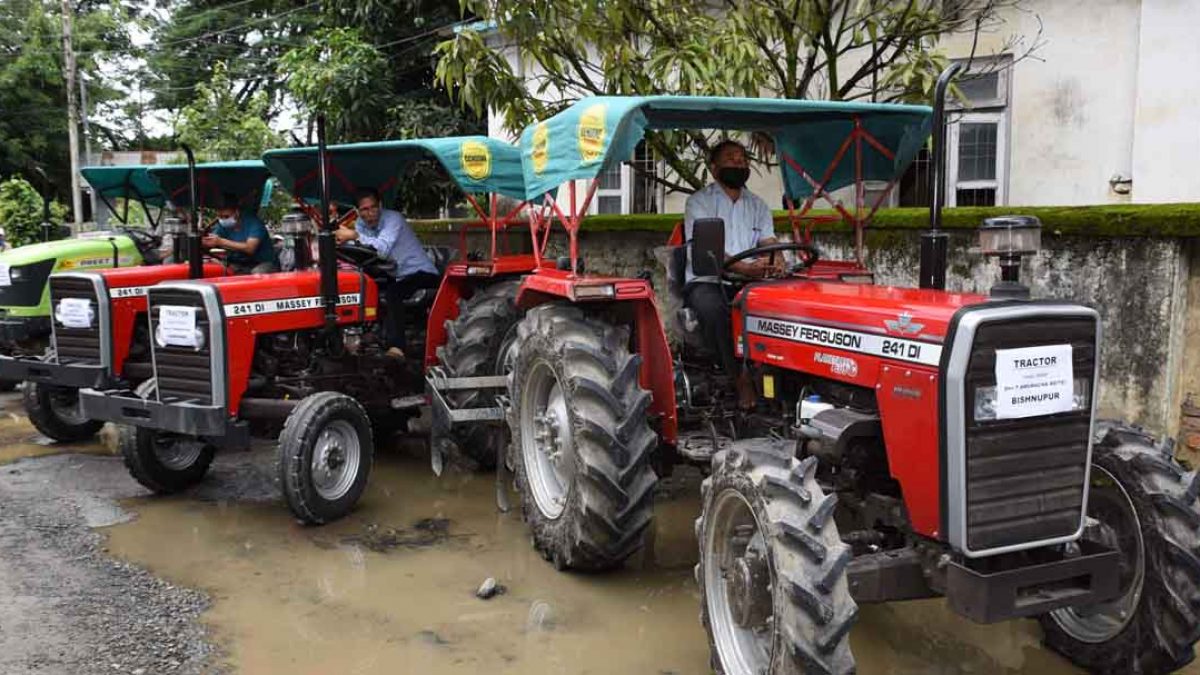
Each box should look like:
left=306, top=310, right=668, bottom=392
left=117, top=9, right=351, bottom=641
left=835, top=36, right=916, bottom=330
left=23, top=380, right=103, bottom=442
left=1039, top=424, right=1200, bottom=674
left=507, top=303, right=657, bottom=572
left=278, top=391, right=374, bottom=525
left=436, top=280, right=523, bottom=469
left=698, top=439, right=857, bottom=675
left=119, top=378, right=216, bottom=494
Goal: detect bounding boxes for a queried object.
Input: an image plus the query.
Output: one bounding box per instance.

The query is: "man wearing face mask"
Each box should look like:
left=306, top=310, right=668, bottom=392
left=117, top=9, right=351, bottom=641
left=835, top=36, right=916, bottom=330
left=203, top=193, right=279, bottom=274
left=683, top=140, right=780, bottom=409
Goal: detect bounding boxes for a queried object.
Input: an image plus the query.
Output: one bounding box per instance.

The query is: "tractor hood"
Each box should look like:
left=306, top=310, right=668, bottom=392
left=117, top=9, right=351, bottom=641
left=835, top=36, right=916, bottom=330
left=0, top=232, right=136, bottom=268
left=739, top=279, right=989, bottom=345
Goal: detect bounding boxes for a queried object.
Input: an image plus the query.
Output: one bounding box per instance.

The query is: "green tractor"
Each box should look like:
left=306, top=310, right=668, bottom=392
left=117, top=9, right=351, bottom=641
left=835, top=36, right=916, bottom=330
left=0, top=166, right=168, bottom=388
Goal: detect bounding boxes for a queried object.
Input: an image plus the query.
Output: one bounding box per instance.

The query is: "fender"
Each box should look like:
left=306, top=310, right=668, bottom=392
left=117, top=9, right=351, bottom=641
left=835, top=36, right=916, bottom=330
left=423, top=254, right=538, bottom=368
left=515, top=270, right=678, bottom=445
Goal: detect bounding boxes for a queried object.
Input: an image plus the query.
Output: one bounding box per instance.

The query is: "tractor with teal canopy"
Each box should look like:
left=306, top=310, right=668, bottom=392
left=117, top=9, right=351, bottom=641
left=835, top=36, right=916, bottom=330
left=436, top=85, right=1200, bottom=675
left=266, top=135, right=537, bottom=470
left=0, top=154, right=276, bottom=443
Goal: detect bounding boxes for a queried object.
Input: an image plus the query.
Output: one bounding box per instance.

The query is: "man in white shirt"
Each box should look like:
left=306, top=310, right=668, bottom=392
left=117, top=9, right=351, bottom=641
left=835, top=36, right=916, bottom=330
left=683, top=140, right=781, bottom=408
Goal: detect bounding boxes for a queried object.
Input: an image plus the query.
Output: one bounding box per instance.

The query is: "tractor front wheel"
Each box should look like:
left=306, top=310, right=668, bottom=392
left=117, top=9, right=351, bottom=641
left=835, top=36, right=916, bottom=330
left=1039, top=424, right=1200, bottom=674
left=278, top=392, right=374, bottom=525
left=698, top=439, right=857, bottom=675
left=24, top=380, right=103, bottom=442
left=119, top=379, right=215, bottom=493
left=507, top=304, right=657, bottom=571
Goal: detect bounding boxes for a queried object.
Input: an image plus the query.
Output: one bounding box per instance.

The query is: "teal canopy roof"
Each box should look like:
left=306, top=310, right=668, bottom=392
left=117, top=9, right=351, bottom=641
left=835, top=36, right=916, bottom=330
left=80, top=165, right=166, bottom=207
left=148, top=160, right=273, bottom=211
left=517, top=96, right=933, bottom=201
left=262, top=136, right=527, bottom=206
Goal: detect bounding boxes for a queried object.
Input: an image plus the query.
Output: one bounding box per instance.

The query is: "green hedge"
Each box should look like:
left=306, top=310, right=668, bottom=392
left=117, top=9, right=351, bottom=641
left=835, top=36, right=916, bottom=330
left=412, top=203, right=1200, bottom=237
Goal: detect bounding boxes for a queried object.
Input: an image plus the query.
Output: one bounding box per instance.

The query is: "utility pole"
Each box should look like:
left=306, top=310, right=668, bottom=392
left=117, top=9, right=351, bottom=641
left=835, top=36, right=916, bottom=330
left=60, top=0, right=83, bottom=227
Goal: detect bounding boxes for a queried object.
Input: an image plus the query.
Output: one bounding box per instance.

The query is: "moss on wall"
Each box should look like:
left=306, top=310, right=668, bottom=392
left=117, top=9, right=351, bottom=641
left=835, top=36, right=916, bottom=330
left=413, top=203, right=1200, bottom=238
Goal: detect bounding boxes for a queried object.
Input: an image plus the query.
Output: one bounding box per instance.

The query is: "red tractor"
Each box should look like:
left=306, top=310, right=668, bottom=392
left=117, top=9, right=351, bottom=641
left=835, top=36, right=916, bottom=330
left=80, top=127, right=534, bottom=524
left=0, top=152, right=277, bottom=441
left=435, top=81, right=1200, bottom=673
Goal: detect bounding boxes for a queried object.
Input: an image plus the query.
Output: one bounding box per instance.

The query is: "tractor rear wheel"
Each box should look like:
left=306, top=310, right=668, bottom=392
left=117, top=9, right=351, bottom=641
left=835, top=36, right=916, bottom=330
left=698, top=439, right=857, bottom=675
left=507, top=304, right=657, bottom=571
left=436, top=280, right=523, bottom=469
left=1039, top=424, right=1200, bottom=674
left=119, top=379, right=215, bottom=494
left=24, top=380, right=103, bottom=442
left=278, top=391, right=374, bottom=525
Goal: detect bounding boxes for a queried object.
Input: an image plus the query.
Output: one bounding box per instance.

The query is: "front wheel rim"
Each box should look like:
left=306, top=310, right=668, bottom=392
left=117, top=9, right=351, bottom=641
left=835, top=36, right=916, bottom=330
left=520, top=360, right=573, bottom=520
left=310, top=419, right=362, bottom=501
left=48, top=387, right=89, bottom=426
left=1048, top=464, right=1146, bottom=643
left=154, top=433, right=205, bottom=471
left=705, top=488, right=774, bottom=674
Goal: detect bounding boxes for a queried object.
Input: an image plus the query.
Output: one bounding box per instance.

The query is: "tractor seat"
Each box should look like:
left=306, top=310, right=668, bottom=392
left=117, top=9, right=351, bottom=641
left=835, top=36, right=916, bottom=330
left=423, top=246, right=457, bottom=276
left=668, top=218, right=725, bottom=345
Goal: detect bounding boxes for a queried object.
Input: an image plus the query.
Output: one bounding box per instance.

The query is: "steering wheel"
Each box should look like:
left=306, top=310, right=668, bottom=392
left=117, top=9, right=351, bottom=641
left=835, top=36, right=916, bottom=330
left=118, top=226, right=163, bottom=251
left=721, top=242, right=820, bottom=282
left=336, top=241, right=396, bottom=276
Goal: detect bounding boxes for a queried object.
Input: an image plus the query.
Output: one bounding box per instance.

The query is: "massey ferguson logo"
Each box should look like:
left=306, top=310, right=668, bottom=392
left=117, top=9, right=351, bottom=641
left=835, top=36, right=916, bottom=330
left=885, top=312, right=924, bottom=336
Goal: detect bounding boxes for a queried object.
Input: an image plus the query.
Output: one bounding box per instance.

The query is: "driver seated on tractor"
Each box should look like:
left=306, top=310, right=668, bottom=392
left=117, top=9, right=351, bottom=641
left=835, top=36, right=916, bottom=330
left=203, top=193, right=280, bottom=275
left=334, top=187, right=439, bottom=359
left=684, top=139, right=783, bottom=410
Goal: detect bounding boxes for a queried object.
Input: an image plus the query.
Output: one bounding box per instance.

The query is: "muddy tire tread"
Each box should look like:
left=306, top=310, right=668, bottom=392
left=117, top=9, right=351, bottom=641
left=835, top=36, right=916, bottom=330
left=1039, top=423, right=1200, bottom=674
left=23, top=380, right=103, bottom=442
left=277, top=391, right=374, bottom=525
left=698, top=440, right=857, bottom=675
left=508, top=303, right=657, bottom=572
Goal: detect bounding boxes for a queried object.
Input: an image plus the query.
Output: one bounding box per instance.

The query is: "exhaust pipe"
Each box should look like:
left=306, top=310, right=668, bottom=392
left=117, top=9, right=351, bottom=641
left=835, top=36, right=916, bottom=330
left=919, top=62, right=964, bottom=291
left=32, top=167, right=54, bottom=242
left=182, top=144, right=203, bottom=279
left=315, top=116, right=340, bottom=338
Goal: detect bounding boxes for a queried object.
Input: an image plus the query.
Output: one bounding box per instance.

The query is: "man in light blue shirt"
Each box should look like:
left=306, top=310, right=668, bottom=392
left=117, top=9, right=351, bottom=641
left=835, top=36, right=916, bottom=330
left=682, top=140, right=780, bottom=408
left=335, top=187, right=439, bottom=357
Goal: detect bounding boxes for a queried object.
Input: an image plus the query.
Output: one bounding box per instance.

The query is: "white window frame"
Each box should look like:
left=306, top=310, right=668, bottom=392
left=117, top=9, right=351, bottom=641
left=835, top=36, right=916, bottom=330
left=947, top=111, right=1008, bottom=207
left=591, top=163, right=631, bottom=215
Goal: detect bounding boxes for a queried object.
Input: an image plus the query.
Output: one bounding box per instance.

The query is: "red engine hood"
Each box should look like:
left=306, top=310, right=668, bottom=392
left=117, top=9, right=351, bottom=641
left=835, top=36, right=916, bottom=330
left=196, top=270, right=370, bottom=305
left=740, top=280, right=989, bottom=342
left=90, top=262, right=227, bottom=287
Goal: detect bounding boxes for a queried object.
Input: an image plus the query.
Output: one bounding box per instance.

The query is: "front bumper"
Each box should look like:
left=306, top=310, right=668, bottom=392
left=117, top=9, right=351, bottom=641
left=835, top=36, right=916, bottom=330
left=79, top=388, right=249, bottom=448
left=946, top=539, right=1120, bottom=623
left=0, top=356, right=109, bottom=388
left=0, top=316, right=51, bottom=350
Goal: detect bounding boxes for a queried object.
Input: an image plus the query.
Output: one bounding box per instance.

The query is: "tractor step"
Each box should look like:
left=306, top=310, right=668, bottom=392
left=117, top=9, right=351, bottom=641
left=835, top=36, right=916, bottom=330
left=677, top=429, right=733, bottom=463
left=425, top=367, right=509, bottom=429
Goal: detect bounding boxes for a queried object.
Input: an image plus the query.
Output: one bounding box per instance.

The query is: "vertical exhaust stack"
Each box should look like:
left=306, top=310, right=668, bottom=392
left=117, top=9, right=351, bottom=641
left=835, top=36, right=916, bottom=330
left=315, top=116, right=340, bottom=337
left=182, top=144, right=203, bottom=280
left=32, top=167, right=54, bottom=242
left=919, top=62, right=963, bottom=291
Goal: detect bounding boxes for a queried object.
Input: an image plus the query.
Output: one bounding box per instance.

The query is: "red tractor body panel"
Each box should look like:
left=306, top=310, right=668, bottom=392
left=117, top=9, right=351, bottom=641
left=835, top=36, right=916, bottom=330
left=94, top=263, right=228, bottom=374
left=192, top=271, right=379, bottom=414
left=733, top=280, right=989, bottom=539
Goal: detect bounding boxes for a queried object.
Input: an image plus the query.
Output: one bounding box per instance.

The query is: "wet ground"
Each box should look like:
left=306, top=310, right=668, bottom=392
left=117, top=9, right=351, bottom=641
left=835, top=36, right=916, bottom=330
left=0, top=391, right=1195, bottom=674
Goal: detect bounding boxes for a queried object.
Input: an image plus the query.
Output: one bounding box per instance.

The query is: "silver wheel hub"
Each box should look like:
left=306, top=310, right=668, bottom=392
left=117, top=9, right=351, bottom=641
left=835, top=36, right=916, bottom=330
left=48, top=388, right=88, bottom=426
left=154, top=434, right=205, bottom=471
left=310, top=420, right=361, bottom=501
left=520, top=361, right=574, bottom=520
left=705, top=489, right=773, bottom=674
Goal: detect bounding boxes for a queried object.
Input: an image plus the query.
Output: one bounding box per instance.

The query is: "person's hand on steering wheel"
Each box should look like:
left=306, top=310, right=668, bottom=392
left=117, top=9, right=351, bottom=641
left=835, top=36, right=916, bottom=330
left=722, top=242, right=820, bottom=282
left=334, top=227, right=358, bottom=244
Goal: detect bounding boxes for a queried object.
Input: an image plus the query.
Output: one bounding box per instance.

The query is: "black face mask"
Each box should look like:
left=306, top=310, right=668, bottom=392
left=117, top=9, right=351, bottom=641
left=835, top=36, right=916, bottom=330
left=717, top=166, right=750, bottom=190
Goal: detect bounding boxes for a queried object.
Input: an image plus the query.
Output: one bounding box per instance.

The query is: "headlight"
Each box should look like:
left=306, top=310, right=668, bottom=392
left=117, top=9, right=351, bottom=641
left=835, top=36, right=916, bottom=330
left=974, top=378, right=1091, bottom=422
left=9, top=266, right=23, bottom=281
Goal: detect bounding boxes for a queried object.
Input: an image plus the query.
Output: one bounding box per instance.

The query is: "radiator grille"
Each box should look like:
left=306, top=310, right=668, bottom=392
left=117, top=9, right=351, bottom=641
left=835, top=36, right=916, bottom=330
left=963, top=317, right=1096, bottom=551
left=149, top=289, right=215, bottom=405
left=50, top=276, right=102, bottom=364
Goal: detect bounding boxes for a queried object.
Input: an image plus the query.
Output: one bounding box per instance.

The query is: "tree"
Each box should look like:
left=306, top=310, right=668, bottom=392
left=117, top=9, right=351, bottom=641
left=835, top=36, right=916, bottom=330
left=174, top=62, right=281, bottom=160
left=277, top=27, right=390, bottom=141
left=0, top=176, right=68, bottom=248
left=435, top=0, right=1037, bottom=192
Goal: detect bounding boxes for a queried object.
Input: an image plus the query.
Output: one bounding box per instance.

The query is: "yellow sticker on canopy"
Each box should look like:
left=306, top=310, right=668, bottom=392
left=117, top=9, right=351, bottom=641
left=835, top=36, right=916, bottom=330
left=460, top=140, right=491, bottom=181
left=578, top=103, right=607, bottom=164
left=531, top=122, right=550, bottom=175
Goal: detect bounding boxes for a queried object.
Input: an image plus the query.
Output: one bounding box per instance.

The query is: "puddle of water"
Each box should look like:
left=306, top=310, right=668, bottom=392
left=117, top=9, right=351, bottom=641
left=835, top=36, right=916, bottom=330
left=0, top=403, right=113, bottom=465
left=104, top=448, right=1196, bottom=675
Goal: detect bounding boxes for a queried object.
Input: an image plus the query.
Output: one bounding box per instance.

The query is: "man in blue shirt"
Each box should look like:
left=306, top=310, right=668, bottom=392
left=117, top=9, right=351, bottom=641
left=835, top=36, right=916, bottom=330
left=335, top=187, right=439, bottom=358
left=683, top=140, right=781, bottom=408
left=203, top=193, right=279, bottom=274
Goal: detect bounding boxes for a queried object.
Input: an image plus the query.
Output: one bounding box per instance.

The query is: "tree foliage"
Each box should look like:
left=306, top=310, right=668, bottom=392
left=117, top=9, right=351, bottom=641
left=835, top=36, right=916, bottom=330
left=436, top=0, right=1034, bottom=191
left=174, top=62, right=281, bottom=161
left=0, top=176, right=68, bottom=247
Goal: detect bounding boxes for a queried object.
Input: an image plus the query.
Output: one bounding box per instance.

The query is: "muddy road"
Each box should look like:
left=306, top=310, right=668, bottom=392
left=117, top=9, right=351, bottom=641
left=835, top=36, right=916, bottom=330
left=0, top=390, right=1194, bottom=674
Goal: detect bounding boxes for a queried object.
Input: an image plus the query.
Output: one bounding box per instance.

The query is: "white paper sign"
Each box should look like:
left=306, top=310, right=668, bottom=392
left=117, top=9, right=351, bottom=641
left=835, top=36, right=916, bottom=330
left=994, top=344, right=1074, bottom=419
left=0, top=264, right=11, bottom=286
left=158, top=305, right=199, bottom=348
left=56, top=298, right=93, bottom=329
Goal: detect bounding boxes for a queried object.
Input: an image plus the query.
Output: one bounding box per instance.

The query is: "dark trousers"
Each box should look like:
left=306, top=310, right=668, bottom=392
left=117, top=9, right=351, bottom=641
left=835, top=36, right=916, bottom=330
left=384, top=271, right=441, bottom=351
left=685, top=283, right=740, bottom=376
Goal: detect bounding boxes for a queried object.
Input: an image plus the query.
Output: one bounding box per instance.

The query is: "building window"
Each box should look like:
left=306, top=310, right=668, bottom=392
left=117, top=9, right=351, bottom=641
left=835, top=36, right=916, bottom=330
left=589, top=141, right=660, bottom=215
